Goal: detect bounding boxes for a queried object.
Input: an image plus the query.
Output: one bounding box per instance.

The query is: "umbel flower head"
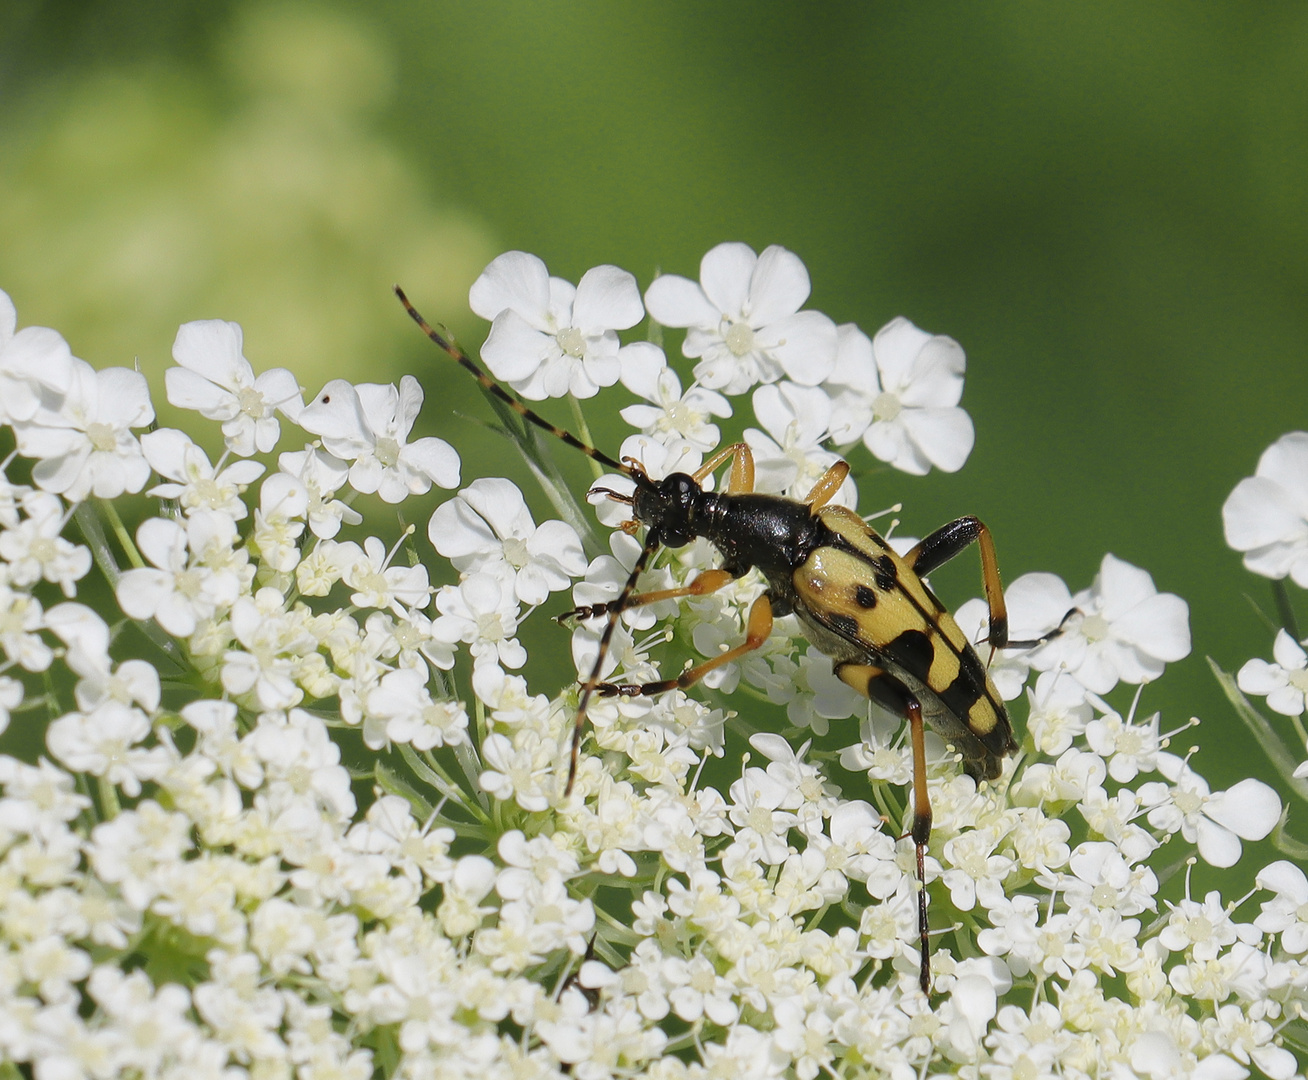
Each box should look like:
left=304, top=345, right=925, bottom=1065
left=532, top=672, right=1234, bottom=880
left=0, top=246, right=1303, bottom=1080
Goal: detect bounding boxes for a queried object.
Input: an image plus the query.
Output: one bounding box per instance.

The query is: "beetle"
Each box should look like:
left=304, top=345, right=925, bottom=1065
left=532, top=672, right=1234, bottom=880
left=396, top=284, right=1032, bottom=995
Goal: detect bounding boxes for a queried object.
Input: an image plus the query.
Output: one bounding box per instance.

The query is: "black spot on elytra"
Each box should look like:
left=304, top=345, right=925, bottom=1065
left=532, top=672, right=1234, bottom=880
left=885, top=628, right=934, bottom=675
left=827, top=613, right=860, bottom=639
left=937, top=649, right=987, bottom=721
left=854, top=584, right=878, bottom=609
left=874, top=554, right=897, bottom=592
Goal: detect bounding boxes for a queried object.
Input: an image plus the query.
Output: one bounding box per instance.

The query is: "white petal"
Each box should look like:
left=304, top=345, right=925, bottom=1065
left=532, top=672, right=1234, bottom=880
left=1237, top=658, right=1285, bottom=697
left=572, top=265, right=644, bottom=332
left=898, top=336, right=966, bottom=409
left=171, top=319, right=251, bottom=390
left=481, top=310, right=556, bottom=383
left=758, top=310, right=837, bottom=385
left=872, top=317, right=934, bottom=392
left=900, top=406, right=975, bottom=472
left=469, top=251, right=551, bottom=327
left=95, top=367, right=154, bottom=428
left=141, top=428, right=199, bottom=482
left=165, top=366, right=238, bottom=418
left=1272, top=627, right=1307, bottom=670
left=1223, top=476, right=1304, bottom=552
left=1205, top=778, right=1281, bottom=841
left=429, top=496, right=496, bottom=561
left=699, top=242, right=757, bottom=319
left=1265, top=684, right=1306, bottom=717
left=826, top=322, right=878, bottom=394
left=1111, top=593, right=1191, bottom=662
left=618, top=341, right=669, bottom=401
left=3, top=326, right=75, bottom=397
left=746, top=245, right=810, bottom=325
left=1257, top=432, right=1308, bottom=510
left=1194, top=816, right=1242, bottom=868
left=1095, top=554, right=1160, bottom=620
left=400, top=437, right=461, bottom=490
left=1256, top=859, right=1308, bottom=901
left=299, top=381, right=370, bottom=443
left=255, top=367, right=305, bottom=420
left=0, top=289, right=14, bottom=344
left=460, top=477, right=533, bottom=541
left=645, top=274, right=720, bottom=331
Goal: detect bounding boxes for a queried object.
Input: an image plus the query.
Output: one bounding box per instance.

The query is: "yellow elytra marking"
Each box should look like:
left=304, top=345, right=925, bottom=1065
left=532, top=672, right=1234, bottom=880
left=797, top=505, right=1005, bottom=741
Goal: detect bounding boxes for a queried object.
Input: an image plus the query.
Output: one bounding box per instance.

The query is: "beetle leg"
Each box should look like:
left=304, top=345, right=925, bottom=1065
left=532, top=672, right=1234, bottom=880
left=905, top=516, right=1008, bottom=652
left=835, top=662, right=934, bottom=996
left=556, top=569, right=735, bottom=623
left=569, top=528, right=664, bottom=796
left=597, top=593, right=773, bottom=698
left=693, top=441, right=755, bottom=494
left=801, top=460, right=852, bottom=511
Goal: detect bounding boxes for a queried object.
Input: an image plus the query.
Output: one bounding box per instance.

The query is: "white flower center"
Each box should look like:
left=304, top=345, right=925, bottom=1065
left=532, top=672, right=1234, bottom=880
left=1080, top=613, right=1111, bottom=642
left=724, top=322, right=756, bottom=357
left=1288, top=668, right=1308, bottom=693
left=501, top=537, right=530, bottom=570
left=237, top=386, right=266, bottom=418
left=375, top=437, right=401, bottom=469
left=355, top=568, right=388, bottom=597
left=174, top=569, right=203, bottom=600
left=29, top=538, right=56, bottom=564
left=556, top=327, right=587, bottom=359
left=746, top=804, right=775, bottom=835
left=86, top=422, right=117, bottom=452
left=393, top=622, right=421, bottom=649
left=476, top=613, right=506, bottom=642
left=193, top=478, right=223, bottom=507
left=871, top=391, right=902, bottom=423
left=1174, top=789, right=1204, bottom=816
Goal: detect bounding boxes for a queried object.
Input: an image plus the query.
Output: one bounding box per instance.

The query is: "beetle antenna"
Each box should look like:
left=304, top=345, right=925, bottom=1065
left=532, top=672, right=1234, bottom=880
left=566, top=528, right=662, bottom=795
left=394, top=285, right=633, bottom=477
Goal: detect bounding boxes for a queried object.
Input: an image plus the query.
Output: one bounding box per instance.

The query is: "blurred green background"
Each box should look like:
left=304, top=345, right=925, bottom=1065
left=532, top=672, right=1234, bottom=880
left=3, top=0, right=1308, bottom=802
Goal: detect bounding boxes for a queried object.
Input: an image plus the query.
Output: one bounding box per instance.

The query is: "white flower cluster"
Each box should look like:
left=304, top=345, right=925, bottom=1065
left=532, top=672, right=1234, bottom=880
left=0, top=258, right=1303, bottom=1080
left=1225, top=431, right=1308, bottom=782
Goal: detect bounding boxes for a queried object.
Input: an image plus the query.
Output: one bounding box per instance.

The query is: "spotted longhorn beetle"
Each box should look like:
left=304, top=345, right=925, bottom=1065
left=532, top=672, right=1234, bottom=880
left=397, top=285, right=1040, bottom=995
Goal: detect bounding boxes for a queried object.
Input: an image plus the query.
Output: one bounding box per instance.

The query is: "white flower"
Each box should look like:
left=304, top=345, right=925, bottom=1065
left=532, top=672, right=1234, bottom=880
left=1142, top=754, right=1281, bottom=868
left=365, top=667, right=468, bottom=751
left=826, top=318, right=974, bottom=475
left=141, top=428, right=264, bottom=519
left=1024, top=554, right=1191, bottom=694
left=269, top=444, right=361, bottom=540
left=432, top=573, right=527, bottom=670
left=115, top=514, right=242, bottom=637
left=342, top=536, right=432, bottom=615
left=428, top=477, right=586, bottom=606
left=0, top=491, right=91, bottom=597
left=165, top=319, right=303, bottom=456
left=13, top=358, right=154, bottom=501
left=46, top=701, right=158, bottom=797
left=745, top=382, right=856, bottom=506
left=1238, top=629, right=1308, bottom=717
left=44, top=601, right=160, bottom=714
left=0, top=290, right=75, bottom=423
left=617, top=341, right=732, bottom=453
left=298, top=376, right=460, bottom=502
left=469, top=251, right=644, bottom=400
left=644, top=242, right=837, bottom=395
left=1255, top=860, right=1308, bottom=954
left=1222, top=432, right=1308, bottom=584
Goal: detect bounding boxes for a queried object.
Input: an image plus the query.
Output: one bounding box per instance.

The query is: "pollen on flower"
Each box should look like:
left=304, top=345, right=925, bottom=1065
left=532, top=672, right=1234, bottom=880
left=724, top=321, right=755, bottom=356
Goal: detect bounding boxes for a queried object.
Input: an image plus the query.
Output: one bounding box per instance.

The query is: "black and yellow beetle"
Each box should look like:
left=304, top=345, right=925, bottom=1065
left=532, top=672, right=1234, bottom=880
left=397, top=286, right=1025, bottom=995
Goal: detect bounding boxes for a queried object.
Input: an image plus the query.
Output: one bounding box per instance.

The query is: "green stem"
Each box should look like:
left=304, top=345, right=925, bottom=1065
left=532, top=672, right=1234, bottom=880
left=97, top=497, right=146, bottom=570
left=1273, top=578, right=1300, bottom=639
